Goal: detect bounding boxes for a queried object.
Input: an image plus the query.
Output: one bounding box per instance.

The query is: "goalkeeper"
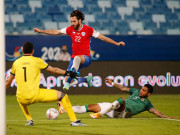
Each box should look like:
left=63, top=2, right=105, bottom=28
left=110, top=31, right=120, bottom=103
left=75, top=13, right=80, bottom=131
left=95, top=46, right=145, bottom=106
left=5, top=42, right=87, bottom=126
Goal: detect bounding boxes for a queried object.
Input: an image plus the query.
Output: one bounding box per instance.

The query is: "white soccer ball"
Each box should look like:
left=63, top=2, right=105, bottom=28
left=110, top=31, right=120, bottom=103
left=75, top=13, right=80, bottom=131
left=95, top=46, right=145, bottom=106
left=46, top=108, right=59, bottom=119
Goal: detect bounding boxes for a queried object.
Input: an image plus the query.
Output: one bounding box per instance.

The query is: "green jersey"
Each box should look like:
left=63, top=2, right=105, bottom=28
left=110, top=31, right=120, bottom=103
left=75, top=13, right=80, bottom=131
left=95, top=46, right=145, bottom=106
left=125, top=88, right=153, bottom=116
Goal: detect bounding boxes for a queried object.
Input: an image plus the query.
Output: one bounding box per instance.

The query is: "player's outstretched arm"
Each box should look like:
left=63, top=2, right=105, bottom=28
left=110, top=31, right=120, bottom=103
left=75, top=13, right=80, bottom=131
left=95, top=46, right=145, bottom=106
left=6, top=74, right=15, bottom=89
left=105, top=78, right=130, bottom=93
left=45, top=66, right=77, bottom=78
left=46, top=66, right=66, bottom=75
left=149, top=107, right=177, bottom=119
left=33, top=28, right=62, bottom=35
left=97, top=34, right=125, bottom=46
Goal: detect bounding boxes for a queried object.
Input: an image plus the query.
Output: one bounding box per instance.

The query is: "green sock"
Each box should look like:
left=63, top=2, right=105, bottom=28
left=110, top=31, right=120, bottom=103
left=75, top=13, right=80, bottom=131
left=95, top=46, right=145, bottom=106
left=117, top=98, right=123, bottom=105
left=85, top=105, right=89, bottom=112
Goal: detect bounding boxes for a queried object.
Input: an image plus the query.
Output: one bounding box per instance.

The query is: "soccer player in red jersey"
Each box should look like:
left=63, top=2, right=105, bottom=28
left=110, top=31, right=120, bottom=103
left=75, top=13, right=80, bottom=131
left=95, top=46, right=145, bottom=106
left=33, top=10, right=125, bottom=90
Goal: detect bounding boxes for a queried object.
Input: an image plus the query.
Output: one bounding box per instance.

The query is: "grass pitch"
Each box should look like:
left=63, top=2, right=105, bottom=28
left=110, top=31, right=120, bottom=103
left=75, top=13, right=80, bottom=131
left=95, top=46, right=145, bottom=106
left=6, top=94, right=180, bottom=135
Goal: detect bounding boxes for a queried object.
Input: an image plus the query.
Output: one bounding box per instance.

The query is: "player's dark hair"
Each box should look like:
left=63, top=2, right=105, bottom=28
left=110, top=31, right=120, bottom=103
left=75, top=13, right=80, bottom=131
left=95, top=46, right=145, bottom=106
left=23, top=42, right=34, bottom=54
left=70, top=10, right=85, bottom=21
left=144, top=84, right=153, bottom=93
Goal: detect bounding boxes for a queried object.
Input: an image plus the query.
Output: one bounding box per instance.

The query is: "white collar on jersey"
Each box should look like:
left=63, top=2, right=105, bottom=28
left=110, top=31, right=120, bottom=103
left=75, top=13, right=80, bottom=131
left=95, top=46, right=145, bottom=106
left=76, top=24, right=83, bottom=31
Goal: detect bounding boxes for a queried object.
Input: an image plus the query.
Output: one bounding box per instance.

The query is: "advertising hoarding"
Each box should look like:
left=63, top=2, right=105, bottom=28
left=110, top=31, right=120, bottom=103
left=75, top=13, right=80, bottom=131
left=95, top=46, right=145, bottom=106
left=6, top=61, right=180, bottom=94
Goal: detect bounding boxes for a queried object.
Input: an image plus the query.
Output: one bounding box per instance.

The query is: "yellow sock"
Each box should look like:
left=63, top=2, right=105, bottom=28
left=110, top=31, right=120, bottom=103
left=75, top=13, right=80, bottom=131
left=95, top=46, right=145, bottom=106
left=61, top=94, right=77, bottom=122
left=19, top=103, right=32, bottom=121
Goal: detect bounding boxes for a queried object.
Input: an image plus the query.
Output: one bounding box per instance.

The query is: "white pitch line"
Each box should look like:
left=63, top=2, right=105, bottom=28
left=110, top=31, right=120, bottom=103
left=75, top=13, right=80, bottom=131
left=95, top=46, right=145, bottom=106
left=130, top=118, right=180, bottom=122
left=152, top=118, right=180, bottom=122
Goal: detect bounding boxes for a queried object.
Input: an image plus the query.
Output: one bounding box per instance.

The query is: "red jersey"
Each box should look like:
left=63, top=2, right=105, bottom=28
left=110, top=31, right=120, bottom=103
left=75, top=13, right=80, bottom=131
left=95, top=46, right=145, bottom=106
left=61, top=25, right=99, bottom=58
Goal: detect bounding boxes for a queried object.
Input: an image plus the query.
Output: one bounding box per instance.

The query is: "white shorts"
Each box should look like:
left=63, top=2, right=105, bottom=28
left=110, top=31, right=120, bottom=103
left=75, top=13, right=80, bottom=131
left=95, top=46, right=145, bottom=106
left=98, top=102, right=126, bottom=118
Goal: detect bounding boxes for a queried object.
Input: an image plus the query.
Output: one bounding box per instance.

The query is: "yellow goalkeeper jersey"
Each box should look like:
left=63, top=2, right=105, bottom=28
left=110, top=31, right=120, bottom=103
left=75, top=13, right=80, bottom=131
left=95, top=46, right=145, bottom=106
left=10, top=55, right=48, bottom=99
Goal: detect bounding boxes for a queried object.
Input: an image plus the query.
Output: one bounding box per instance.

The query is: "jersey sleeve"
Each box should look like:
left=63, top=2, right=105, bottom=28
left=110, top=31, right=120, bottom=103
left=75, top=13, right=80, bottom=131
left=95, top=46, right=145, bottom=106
left=92, top=29, right=100, bottom=38
left=39, top=58, right=49, bottom=70
left=146, top=101, right=154, bottom=111
left=61, top=26, right=72, bottom=35
left=10, top=62, right=16, bottom=76
left=129, top=88, right=139, bottom=95
left=60, top=27, right=67, bottom=34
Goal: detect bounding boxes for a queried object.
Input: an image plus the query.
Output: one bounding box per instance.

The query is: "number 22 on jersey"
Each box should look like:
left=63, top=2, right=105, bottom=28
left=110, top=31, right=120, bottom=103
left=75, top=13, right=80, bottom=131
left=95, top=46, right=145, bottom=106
left=75, top=36, right=81, bottom=42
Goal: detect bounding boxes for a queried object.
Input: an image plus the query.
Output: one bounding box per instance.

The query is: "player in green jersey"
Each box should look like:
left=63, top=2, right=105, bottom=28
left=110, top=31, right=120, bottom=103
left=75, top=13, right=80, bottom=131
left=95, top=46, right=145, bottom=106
left=60, top=78, right=176, bottom=119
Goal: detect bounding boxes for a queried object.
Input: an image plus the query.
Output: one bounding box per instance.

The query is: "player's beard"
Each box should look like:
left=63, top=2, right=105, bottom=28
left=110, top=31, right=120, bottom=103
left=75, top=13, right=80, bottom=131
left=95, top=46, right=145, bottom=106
left=139, top=93, right=148, bottom=98
left=73, top=22, right=80, bottom=30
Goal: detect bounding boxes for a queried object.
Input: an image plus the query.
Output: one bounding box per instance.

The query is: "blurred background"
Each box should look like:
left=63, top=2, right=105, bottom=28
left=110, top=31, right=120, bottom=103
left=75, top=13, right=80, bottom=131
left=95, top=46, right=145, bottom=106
left=4, top=0, right=180, bottom=35
left=5, top=0, right=180, bottom=94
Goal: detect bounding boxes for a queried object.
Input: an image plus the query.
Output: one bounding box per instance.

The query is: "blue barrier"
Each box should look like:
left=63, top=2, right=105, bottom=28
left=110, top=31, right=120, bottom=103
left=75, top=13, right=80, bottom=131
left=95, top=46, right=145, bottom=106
left=6, top=35, right=180, bottom=61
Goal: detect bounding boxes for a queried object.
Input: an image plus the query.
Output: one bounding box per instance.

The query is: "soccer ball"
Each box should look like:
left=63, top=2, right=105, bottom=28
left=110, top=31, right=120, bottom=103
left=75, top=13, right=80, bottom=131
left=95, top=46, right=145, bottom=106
left=46, top=108, right=59, bottom=119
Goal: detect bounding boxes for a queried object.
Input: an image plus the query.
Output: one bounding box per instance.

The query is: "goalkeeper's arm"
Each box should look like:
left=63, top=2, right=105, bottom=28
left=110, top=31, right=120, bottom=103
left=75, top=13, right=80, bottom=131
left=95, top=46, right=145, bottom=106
left=6, top=74, right=15, bottom=89
left=45, top=66, right=77, bottom=78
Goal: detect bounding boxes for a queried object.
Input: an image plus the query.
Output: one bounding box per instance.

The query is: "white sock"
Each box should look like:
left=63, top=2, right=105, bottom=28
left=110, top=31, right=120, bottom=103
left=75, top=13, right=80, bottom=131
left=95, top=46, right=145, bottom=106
left=99, top=103, right=113, bottom=116
left=71, top=56, right=81, bottom=71
left=72, top=106, right=86, bottom=113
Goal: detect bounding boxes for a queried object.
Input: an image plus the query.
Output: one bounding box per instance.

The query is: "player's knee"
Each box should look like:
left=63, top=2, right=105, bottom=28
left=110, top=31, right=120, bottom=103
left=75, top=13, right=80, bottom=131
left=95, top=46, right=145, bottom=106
left=112, top=101, right=120, bottom=110
left=117, top=97, right=124, bottom=105
left=57, top=91, right=66, bottom=101
left=74, top=56, right=81, bottom=62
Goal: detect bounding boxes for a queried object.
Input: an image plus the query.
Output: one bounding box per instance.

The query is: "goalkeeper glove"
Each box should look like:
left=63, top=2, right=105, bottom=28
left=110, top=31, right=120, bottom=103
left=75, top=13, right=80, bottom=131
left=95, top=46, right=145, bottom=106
left=64, top=71, right=78, bottom=78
